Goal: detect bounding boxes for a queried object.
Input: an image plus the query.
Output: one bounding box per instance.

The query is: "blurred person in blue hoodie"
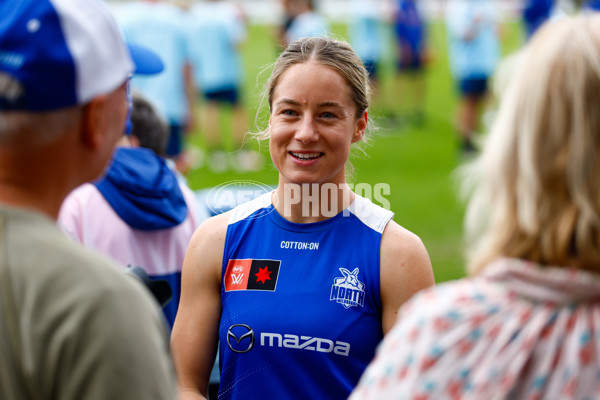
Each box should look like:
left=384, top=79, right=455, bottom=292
left=59, top=91, right=203, bottom=329
left=522, top=0, right=555, bottom=39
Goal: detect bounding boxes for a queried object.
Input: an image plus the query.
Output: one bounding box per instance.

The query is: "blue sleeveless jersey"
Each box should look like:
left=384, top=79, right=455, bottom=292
left=218, top=192, right=393, bottom=399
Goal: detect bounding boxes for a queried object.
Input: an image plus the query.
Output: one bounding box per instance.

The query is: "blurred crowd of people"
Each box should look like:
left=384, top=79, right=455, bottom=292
left=112, top=0, right=263, bottom=175
left=106, top=0, right=432, bottom=175
left=104, top=0, right=600, bottom=163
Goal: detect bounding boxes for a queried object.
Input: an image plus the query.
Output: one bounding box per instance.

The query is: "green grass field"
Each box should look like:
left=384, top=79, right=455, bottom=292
left=185, top=21, right=523, bottom=283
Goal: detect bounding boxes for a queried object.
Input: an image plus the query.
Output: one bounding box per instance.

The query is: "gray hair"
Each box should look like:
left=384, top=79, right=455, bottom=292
left=0, top=106, right=82, bottom=147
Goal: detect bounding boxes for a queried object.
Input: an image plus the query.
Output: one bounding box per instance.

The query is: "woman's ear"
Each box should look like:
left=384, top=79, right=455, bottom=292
left=352, top=111, right=368, bottom=143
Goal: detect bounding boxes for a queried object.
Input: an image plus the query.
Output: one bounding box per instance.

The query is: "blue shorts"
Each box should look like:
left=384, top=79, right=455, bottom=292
left=166, top=123, right=184, bottom=158
left=203, top=88, right=239, bottom=106
left=397, top=55, right=423, bottom=72
left=458, top=77, right=489, bottom=97
left=363, top=60, right=379, bottom=80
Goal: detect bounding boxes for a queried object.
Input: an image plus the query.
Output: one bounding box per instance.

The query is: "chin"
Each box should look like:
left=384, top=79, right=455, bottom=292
left=284, top=176, right=328, bottom=186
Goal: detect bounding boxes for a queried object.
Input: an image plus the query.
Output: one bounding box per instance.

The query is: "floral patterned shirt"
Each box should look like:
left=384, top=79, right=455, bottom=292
left=350, top=258, right=600, bottom=400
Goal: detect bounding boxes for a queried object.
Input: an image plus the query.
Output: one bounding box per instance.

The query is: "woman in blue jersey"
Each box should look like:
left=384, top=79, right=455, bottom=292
left=171, top=37, right=435, bottom=400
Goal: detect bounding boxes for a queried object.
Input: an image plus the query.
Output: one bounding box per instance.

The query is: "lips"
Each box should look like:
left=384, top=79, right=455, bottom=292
left=289, top=151, right=323, bottom=160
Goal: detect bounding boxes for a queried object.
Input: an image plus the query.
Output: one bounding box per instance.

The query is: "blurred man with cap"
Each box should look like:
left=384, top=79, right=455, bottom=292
left=0, top=0, right=177, bottom=399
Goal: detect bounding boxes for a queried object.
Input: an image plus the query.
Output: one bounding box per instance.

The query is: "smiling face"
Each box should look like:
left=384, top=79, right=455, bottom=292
left=268, top=61, right=367, bottom=186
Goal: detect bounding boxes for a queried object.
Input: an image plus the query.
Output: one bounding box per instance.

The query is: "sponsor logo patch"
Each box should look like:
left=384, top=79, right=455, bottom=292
left=225, top=259, right=281, bottom=292
left=227, top=324, right=255, bottom=353
left=330, top=268, right=365, bottom=309
left=225, top=324, right=350, bottom=357
left=261, top=332, right=350, bottom=357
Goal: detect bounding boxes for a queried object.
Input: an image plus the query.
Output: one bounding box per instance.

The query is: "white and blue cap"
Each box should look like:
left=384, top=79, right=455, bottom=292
left=0, top=0, right=160, bottom=111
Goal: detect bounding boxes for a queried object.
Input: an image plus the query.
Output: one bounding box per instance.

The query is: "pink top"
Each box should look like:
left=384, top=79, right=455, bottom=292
left=58, top=183, right=199, bottom=276
left=350, top=258, right=600, bottom=400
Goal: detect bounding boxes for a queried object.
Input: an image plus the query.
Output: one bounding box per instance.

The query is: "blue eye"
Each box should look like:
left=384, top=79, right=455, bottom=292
left=322, top=112, right=335, bottom=119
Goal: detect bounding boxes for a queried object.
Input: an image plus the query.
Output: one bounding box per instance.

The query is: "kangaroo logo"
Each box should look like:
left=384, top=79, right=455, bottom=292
left=330, top=268, right=365, bottom=309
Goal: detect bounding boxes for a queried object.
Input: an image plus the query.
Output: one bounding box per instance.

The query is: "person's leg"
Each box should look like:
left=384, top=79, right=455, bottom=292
left=394, top=53, right=425, bottom=128
left=407, top=67, right=426, bottom=126
left=456, top=94, right=479, bottom=152
left=201, top=93, right=229, bottom=173
left=363, top=60, right=381, bottom=108
left=391, top=70, right=408, bottom=127
left=232, top=102, right=264, bottom=172
left=204, top=101, right=221, bottom=151
left=220, top=88, right=261, bottom=172
left=227, top=88, right=247, bottom=150
left=232, top=106, right=247, bottom=147
left=456, top=76, right=489, bottom=153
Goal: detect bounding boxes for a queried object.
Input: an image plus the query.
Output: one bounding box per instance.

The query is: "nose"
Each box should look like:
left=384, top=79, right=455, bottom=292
left=294, top=116, right=319, bottom=144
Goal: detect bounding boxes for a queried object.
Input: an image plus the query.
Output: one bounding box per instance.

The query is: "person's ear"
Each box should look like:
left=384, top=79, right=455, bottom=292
left=80, top=95, right=109, bottom=149
left=352, top=111, right=367, bottom=143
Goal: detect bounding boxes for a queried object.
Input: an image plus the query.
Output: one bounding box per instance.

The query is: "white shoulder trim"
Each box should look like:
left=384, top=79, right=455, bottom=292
left=229, top=191, right=273, bottom=225
left=347, top=195, right=394, bottom=234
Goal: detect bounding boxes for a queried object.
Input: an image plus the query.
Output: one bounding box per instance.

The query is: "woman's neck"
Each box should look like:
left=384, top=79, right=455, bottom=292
left=272, top=182, right=355, bottom=224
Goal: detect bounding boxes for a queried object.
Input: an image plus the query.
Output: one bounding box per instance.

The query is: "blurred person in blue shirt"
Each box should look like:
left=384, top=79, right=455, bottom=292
left=284, top=0, right=329, bottom=46
left=187, top=0, right=262, bottom=173
left=348, top=0, right=386, bottom=91
left=393, top=0, right=428, bottom=126
left=446, top=0, right=500, bottom=154
left=114, top=0, right=195, bottom=173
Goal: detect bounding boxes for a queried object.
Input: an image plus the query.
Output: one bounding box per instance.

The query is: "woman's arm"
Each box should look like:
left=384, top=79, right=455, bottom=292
left=171, top=212, right=230, bottom=400
left=379, top=220, right=435, bottom=334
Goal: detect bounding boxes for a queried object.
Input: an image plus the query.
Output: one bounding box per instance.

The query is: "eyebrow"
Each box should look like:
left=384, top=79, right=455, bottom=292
left=274, top=98, right=345, bottom=108
left=275, top=98, right=301, bottom=107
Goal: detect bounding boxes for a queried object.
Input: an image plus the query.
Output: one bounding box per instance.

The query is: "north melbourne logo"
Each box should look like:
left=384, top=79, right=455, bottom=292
left=330, top=268, right=365, bottom=309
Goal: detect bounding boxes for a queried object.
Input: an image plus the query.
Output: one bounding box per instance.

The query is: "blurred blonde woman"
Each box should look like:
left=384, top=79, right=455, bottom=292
left=351, top=14, right=600, bottom=400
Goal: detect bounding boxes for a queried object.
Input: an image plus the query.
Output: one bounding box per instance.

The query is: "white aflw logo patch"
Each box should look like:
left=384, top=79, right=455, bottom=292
left=330, top=268, right=365, bottom=309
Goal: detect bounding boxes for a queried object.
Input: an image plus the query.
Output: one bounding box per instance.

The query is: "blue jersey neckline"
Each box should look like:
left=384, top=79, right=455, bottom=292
left=265, top=204, right=351, bottom=233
